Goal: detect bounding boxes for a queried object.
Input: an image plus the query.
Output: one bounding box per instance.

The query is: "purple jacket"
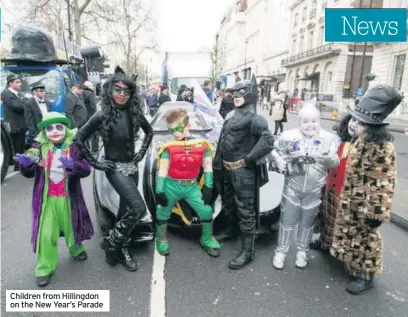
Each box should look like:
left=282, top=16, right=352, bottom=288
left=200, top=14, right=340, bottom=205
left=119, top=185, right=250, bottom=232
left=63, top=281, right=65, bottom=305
left=20, top=143, right=94, bottom=253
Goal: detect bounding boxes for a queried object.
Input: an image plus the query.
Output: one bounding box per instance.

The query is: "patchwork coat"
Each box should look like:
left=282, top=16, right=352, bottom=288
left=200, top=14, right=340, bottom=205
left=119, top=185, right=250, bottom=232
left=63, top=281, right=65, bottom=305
left=330, top=137, right=396, bottom=280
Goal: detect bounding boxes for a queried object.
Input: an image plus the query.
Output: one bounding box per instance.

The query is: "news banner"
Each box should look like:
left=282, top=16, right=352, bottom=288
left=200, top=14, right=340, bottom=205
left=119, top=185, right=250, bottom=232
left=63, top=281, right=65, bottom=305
left=6, top=290, right=110, bottom=312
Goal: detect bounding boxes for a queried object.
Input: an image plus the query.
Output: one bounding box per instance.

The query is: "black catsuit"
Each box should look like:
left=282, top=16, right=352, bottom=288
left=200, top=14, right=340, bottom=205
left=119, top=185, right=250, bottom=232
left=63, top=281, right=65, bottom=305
left=74, top=107, right=153, bottom=252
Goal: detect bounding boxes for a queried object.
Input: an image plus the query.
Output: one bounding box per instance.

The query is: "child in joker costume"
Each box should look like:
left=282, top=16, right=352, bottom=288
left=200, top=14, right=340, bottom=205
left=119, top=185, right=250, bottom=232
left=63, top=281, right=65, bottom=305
left=155, top=108, right=221, bottom=257
left=14, top=112, right=94, bottom=287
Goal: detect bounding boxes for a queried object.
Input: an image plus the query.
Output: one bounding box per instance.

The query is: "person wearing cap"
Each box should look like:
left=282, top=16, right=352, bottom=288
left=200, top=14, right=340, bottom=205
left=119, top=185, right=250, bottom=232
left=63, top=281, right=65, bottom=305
left=1, top=73, right=27, bottom=170
left=64, top=81, right=88, bottom=130
left=219, top=88, right=234, bottom=119
left=24, top=82, right=51, bottom=145
left=329, top=84, right=402, bottom=295
left=82, top=81, right=98, bottom=152
left=14, top=112, right=94, bottom=287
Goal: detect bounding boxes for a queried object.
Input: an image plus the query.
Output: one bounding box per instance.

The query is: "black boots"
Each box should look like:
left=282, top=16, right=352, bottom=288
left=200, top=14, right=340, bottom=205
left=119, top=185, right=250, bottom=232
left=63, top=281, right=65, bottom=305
left=214, top=209, right=238, bottom=242
left=36, top=275, right=52, bottom=287
left=73, top=251, right=88, bottom=261
left=228, top=234, right=255, bottom=270
left=119, top=239, right=139, bottom=271
left=100, top=237, right=119, bottom=267
left=100, top=237, right=139, bottom=271
left=346, top=275, right=374, bottom=295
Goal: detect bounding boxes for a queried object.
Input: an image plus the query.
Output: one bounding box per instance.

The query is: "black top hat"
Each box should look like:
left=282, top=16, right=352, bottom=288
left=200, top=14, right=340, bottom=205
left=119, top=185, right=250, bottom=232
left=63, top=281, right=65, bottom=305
left=7, top=73, right=20, bottom=83
left=347, top=84, right=403, bottom=125
left=31, top=82, right=45, bottom=91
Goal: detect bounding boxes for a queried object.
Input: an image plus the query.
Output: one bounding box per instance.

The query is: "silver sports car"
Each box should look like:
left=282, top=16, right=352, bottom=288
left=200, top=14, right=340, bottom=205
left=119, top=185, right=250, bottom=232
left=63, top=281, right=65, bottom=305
left=93, top=101, right=284, bottom=243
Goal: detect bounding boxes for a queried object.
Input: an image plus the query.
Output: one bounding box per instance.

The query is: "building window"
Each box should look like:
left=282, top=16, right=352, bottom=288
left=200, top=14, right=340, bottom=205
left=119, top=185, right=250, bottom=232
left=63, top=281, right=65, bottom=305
left=292, top=39, right=297, bottom=54
left=319, top=26, right=325, bottom=45
left=310, top=0, right=317, bottom=18
left=294, top=13, right=299, bottom=26
left=299, top=36, right=304, bottom=53
left=308, top=31, right=314, bottom=50
left=392, top=54, right=406, bottom=90
left=302, top=7, right=307, bottom=21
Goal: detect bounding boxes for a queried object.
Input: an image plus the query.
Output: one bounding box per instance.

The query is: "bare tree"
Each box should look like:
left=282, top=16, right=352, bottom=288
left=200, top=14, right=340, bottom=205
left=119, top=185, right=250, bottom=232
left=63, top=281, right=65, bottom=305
left=23, top=0, right=68, bottom=38
left=23, top=0, right=92, bottom=45
left=70, top=0, right=92, bottom=45
left=102, top=0, right=159, bottom=73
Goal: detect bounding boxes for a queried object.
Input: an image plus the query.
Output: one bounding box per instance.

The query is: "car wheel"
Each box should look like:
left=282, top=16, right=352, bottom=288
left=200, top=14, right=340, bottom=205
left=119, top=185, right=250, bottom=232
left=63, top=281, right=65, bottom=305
left=1, top=130, right=11, bottom=183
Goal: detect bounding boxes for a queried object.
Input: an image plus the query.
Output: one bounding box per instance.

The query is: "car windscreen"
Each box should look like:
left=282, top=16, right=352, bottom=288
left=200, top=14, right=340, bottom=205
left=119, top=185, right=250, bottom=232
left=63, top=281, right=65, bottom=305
left=152, top=110, right=211, bottom=132
left=0, top=68, right=61, bottom=99
left=171, top=77, right=212, bottom=95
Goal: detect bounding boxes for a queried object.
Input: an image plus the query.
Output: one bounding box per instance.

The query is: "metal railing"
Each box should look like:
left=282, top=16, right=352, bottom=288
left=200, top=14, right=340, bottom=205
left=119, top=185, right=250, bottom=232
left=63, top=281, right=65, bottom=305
left=281, top=43, right=337, bottom=66
left=53, top=36, right=82, bottom=58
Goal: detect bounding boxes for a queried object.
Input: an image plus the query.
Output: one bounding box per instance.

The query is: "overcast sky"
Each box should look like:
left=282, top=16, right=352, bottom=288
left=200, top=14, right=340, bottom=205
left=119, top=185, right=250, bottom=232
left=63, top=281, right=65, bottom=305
left=157, top=0, right=233, bottom=51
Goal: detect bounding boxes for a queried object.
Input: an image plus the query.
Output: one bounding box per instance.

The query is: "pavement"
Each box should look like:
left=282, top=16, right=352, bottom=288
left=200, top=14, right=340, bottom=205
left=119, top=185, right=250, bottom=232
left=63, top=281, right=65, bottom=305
left=1, top=164, right=408, bottom=317
left=259, top=108, right=408, bottom=232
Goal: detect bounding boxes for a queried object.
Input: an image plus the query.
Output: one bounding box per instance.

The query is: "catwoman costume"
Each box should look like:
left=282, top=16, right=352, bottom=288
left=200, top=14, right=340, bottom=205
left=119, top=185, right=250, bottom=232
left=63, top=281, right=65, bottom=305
left=213, top=77, right=275, bottom=269
left=73, top=67, right=153, bottom=271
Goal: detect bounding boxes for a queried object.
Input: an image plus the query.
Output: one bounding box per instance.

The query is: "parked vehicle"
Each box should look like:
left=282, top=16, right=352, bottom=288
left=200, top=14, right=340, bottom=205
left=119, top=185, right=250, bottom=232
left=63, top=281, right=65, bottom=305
left=0, top=65, right=80, bottom=118
left=92, top=101, right=283, bottom=242
left=162, top=51, right=214, bottom=102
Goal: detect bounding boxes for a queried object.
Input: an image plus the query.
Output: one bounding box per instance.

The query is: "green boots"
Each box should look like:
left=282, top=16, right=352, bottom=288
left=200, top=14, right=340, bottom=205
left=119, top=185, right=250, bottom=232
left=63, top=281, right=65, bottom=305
left=155, top=219, right=221, bottom=257
left=155, top=221, right=170, bottom=256
left=200, top=220, right=221, bottom=257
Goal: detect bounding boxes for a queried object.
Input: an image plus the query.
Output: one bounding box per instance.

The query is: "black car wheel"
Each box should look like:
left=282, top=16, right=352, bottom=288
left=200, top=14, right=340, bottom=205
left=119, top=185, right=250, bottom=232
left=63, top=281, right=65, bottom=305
left=1, top=129, right=11, bottom=183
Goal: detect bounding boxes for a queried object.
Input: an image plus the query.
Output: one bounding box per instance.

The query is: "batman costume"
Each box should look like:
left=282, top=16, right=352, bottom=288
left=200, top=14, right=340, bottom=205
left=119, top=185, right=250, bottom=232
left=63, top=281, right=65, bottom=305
left=213, top=77, right=275, bottom=269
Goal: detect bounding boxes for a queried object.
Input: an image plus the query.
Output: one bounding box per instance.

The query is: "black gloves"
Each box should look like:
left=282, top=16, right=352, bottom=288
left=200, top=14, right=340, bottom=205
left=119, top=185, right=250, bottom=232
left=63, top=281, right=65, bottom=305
left=156, top=192, right=168, bottom=206
left=94, top=160, right=116, bottom=172
left=202, top=185, right=213, bottom=205
left=365, top=218, right=382, bottom=229
left=133, top=152, right=144, bottom=164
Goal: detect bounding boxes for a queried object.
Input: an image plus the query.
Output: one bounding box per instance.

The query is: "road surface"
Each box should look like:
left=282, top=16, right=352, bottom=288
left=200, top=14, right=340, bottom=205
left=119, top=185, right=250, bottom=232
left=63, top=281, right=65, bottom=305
left=1, top=109, right=408, bottom=317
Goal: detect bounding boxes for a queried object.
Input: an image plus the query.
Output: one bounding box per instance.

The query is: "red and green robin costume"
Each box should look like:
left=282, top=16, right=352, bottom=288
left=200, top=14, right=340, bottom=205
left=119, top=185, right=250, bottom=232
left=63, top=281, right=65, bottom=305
left=155, top=138, right=221, bottom=257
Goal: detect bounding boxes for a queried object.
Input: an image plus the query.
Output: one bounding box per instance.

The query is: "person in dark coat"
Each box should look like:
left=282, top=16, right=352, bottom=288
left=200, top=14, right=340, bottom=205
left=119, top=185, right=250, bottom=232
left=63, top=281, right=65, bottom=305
left=83, top=81, right=98, bottom=152
left=176, top=85, right=187, bottom=101
left=24, top=83, right=51, bottom=145
left=158, top=85, right=171, bottom=106
left=64, top=82, right=88, bottom=130
left=1, top=73, right=27, bottom=170
left=219, top=88, right=234, bottom=119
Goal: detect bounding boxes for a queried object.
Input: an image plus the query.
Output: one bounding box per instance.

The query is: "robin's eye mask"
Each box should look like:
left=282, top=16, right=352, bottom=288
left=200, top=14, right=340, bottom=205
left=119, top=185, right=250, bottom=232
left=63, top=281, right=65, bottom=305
left=168, top=123, right=185, bottom=134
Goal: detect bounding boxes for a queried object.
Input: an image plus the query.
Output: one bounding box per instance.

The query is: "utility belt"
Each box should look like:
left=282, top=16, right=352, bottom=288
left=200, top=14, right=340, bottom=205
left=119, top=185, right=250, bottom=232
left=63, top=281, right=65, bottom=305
left=171, top=178, right=196, bottom=186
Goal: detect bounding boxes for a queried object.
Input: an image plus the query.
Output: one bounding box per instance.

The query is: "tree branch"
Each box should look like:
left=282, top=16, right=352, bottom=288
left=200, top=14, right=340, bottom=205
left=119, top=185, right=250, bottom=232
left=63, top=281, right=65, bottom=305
left=79, top=0, right=92, bottom=14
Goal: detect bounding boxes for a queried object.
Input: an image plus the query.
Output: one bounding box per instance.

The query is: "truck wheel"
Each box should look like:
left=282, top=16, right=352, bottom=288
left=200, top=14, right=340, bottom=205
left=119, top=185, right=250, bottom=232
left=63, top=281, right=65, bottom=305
left=1, top=130, right=11, bottom=183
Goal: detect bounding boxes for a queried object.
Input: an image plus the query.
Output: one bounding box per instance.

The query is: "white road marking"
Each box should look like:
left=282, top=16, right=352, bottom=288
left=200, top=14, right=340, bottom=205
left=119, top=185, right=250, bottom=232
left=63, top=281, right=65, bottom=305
left=149, top=248, right=166, bottom=317
left=3, top=171, right=19, bottom=181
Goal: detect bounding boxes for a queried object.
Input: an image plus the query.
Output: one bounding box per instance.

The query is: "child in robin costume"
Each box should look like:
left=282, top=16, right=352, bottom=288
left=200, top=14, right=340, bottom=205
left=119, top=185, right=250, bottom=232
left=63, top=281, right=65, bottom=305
left=155, top=108, right=221, bottom=257
left=14, top=112, right=94, bottom=287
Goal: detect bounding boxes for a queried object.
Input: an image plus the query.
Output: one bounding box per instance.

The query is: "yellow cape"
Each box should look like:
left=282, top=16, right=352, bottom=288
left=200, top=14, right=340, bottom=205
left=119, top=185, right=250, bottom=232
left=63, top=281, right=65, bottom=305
left=156, top=139, right=215, bottom=226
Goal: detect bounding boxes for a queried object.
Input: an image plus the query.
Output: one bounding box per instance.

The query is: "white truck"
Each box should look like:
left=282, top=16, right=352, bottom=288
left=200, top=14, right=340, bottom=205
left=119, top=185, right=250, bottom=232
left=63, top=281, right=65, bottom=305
left=162, top=51, right=213, bottom=102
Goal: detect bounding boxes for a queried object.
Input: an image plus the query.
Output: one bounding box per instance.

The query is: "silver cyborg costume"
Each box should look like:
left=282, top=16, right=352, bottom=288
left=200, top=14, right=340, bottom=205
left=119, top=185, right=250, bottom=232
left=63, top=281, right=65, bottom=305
left=271, top=101, right=340, bottom=269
